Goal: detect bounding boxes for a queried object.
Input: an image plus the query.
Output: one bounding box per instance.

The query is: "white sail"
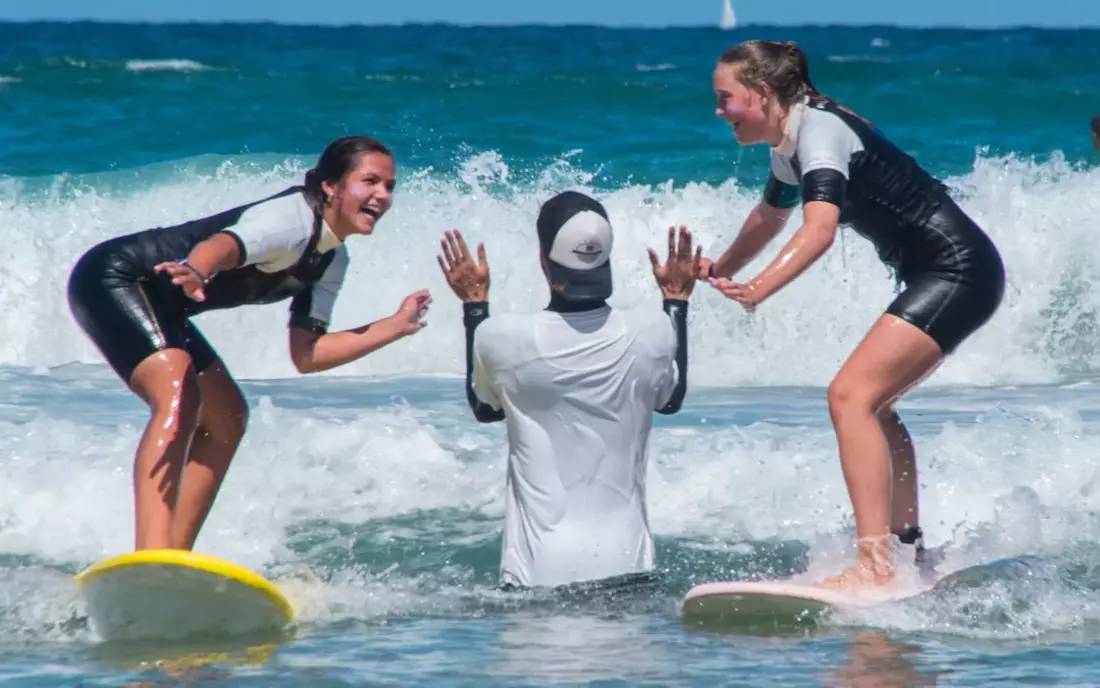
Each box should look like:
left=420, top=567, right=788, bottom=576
left=720, top=0, right=736, bottom=30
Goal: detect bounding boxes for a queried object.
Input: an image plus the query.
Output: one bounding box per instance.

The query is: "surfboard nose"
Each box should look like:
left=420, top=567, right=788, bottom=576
left=75, top=550, right=295, bottom=642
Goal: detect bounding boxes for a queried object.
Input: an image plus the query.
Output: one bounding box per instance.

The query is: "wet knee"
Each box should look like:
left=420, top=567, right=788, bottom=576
left=149, top=375, right=203, bottom=434
left=827, top=377, right=876, bottom=419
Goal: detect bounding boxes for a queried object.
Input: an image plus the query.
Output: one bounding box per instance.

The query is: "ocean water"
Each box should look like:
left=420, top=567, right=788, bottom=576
left=2, top=20, right=1100, bottom=686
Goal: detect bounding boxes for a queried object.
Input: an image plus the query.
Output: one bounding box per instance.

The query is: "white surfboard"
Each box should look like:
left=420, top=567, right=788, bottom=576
left=682, top=556, right=1044, bottom=631
left=75, top=549, right=296, bottom=642
left=681, top=579, right=928, bottom=629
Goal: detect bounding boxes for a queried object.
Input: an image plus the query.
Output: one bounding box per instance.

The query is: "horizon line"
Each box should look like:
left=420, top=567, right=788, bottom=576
left=1, top=18, right=1098, bottom=30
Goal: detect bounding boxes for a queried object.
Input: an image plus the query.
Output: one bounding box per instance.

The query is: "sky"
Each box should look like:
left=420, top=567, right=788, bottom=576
left=1, top=0, right=1098, bottom=28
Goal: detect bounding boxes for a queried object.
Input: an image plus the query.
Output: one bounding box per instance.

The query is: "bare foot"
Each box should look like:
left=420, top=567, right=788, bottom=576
left=817, top=535, right=897, bottom=591
left=817, top=562, right=896, bottom=591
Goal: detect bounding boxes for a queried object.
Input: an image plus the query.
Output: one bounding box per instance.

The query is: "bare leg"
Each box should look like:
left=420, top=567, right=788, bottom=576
left=127, top=350, right=203, bottom=551
left=819, top=315, right=942, bottom=590
left=170, top=360, right=249, bottom=551
left=880, top=407, right=919, bottom=535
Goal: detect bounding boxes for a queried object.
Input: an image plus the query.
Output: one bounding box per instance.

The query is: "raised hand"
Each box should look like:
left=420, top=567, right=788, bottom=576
left=647, top=225, right=703, bottom=301
left=437, top=229, right=490, bottom=303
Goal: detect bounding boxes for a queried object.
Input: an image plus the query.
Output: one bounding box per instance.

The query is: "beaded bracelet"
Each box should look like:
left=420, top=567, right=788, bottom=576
left=179, top=259, right=212, bottom=285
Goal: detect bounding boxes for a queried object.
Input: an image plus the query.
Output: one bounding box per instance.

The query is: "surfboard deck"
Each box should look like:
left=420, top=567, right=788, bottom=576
left=75, top=549, right=296, bottom=642
left=681, top=557, right=1038, bottom=632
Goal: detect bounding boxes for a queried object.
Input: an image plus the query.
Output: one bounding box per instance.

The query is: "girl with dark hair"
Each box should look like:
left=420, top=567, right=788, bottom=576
left=67, top=136, right=432, bottom=552
left=700, top=40, right=1006, bottom=591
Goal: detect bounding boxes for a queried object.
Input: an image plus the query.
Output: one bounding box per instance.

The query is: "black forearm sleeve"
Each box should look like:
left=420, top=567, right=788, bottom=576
left=656, top=299, right=689, bottom=415
left=463, top=301, right=505, bottom=423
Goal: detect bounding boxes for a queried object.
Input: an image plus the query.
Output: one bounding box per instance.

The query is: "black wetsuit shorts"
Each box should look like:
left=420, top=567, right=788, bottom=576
left=884, top=199, right=1005, bottom=354
left=68, top=245, right=219, bottom=382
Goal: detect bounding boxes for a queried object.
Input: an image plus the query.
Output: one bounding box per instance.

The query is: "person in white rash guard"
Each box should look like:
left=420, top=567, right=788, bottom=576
left=437, top=190, right=701, bottom=594
left=68, top=136, right=432, bottom=553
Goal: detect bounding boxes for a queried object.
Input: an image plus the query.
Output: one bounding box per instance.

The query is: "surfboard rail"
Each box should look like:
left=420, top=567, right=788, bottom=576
left=76, top=549, right=295, bottom=621
left=75, top=549, right=295, bottom=641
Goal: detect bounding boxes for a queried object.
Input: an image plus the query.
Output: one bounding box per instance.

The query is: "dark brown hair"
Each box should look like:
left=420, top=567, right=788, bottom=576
left=719, top=40, right=869, bottom=124
left=719, top=40, right=820, bottom=109
left=1091, top=115, right=1100, bottom=137
left=304, top=136, right=393, bottom=205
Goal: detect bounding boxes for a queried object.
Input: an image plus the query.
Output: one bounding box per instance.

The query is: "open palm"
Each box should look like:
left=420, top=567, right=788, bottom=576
left=437, top=229, right=490, bottom=303
left=648, top=225, right=702, bottom=300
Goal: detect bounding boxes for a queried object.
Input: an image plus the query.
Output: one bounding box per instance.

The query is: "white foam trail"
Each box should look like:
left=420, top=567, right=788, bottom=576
left=124, top=59, right=210, bottom=72
left=1, top=150, right=1098, bottom=386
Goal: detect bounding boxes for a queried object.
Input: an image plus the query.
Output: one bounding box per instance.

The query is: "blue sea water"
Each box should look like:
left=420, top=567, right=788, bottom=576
left=2, top=20, right=1100, bottom=686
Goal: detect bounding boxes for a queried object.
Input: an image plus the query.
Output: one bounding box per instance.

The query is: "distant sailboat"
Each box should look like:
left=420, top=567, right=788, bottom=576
left=720, top=0, right=736, bottom=30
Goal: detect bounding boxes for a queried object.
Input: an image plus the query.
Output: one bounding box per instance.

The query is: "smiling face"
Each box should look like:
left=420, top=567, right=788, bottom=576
left=712, top=62, right=780, bottom=147
left=322, top=151, right=396, bottom=238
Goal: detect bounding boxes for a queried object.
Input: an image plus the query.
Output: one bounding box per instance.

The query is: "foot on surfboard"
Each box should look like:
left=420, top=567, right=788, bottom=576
left=816, top=534, right=897, bottom=592
left=816, top=562, right=898, bottom=592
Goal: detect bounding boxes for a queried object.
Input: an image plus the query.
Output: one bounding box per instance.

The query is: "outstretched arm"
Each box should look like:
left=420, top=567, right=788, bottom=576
left=437, top=229, right=504, bottom=423
left=648, top=226, right=701, bottom=415
left=289, top=290, right=431, bottom=374
left=708, top=199, right=796, bottom=280
left=749, top=201, right=839, bottom=300
left=709, top=201, right=839, bottom=309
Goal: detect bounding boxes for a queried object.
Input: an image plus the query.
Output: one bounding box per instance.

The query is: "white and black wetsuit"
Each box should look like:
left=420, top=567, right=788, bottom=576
left=763, top=99, right=1005, bottom=353
left=67, top=187, right=348, bottom=381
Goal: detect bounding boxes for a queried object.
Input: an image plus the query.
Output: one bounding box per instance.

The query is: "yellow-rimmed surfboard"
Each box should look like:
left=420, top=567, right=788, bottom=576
left=75, top=549, right=296, bottom=642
